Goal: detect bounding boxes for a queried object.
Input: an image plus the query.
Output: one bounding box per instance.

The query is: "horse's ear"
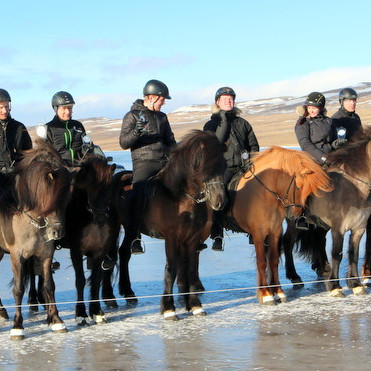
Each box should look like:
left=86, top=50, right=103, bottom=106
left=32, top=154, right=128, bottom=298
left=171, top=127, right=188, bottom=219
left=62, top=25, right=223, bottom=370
left=110, top=163, right=116, bottom=173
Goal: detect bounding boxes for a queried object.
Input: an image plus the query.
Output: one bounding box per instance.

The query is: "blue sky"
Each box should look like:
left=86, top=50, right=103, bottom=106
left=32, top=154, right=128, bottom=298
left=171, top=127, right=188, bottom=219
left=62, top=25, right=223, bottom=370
left=2, top=0, right=371, bottom=126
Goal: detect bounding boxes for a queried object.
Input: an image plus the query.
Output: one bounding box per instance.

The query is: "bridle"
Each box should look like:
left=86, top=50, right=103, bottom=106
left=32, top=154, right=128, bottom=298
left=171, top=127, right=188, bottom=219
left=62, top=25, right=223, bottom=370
left=185, top=180, right=224, bottom=204
left=249, top=166, right=304, bottom=216
left=86, top=200, right=110, bottom=224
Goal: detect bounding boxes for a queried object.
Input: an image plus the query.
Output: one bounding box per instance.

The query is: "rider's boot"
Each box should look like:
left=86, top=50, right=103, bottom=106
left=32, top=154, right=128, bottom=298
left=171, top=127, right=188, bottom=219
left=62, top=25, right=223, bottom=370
left=211, top=210, right=224, bottom=251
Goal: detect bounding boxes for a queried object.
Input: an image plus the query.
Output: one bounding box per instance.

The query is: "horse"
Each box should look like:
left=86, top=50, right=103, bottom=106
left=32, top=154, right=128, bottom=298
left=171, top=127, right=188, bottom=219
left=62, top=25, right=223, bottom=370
left=0, top=140, right=71, bottom=339
left=28, top=155, right=117, bottom=325
left=225, top=146, right=332, bottom=304
left=282, top=129, right=371, bottom=297
left=103, top=130, right=226, bottom=320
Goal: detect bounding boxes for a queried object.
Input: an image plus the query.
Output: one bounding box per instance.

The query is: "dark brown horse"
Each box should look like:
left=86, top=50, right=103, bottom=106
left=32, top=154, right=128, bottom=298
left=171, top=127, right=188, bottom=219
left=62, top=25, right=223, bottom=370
left=29, top=155, right=117, bottom=325
left=227, top=146, right=332, bottom=304
left=0, top=140, right=71, bottom=339
left=104, top=130, right=226, bottom=320
left=282, top=129, right=371, bottom=297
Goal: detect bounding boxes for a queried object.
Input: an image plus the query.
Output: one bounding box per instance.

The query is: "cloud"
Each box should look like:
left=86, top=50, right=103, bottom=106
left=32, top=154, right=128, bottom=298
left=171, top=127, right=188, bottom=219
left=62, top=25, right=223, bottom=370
left=0, top=47, right=19, bottom=63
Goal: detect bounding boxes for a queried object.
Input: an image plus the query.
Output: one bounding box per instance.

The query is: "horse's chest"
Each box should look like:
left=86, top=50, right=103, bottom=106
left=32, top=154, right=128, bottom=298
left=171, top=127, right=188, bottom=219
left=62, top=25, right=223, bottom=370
left=80, top=223, right=110, bottom=252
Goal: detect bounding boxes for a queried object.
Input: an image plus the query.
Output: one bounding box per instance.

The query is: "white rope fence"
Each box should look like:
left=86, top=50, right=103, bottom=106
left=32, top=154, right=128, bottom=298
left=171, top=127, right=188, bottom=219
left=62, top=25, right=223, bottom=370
left=0, top=274, right=370, bottom=310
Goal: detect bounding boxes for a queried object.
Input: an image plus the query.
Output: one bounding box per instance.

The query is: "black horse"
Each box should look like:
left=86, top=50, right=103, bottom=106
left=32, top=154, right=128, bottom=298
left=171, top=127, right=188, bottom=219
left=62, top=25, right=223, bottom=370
left=282, top=128, right=371, bottom=296
left=0, top=141, right=71, bottom=339
left=103, top=130, right=226, bottom=319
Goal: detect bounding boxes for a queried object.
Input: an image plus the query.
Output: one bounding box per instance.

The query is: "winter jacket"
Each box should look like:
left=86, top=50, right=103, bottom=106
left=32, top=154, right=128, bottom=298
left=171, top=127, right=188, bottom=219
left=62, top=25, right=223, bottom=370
left=45, top=115, right=86, bottom=166
left=119, top=99, right=176, bottom=171
left=331, top=107, right=363, bottom=140
left=203, top=106, right=259, bottom=169
left=295, top=113, right=336, bottom=164
left=0, top=116, right=32, bottom=170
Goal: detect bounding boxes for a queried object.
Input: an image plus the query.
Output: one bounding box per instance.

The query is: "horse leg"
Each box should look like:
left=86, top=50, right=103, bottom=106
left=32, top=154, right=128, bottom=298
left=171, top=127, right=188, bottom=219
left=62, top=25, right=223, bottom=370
left=194, top=251, right=205, bottom=292
left=89, top=257, right=106, bottom=324
left=10, top=254, right=26, bottom=339
left=118, top=233, right=137, bottom=303
left=70, top=249, right=89, bottom=326
left=161, top=240, right=178, bottom=320
left=326, top=230, right=345, bottom=297
left=253, top=235, right=275, bottom=305
left=361, top=216, right=371, bottom=286
left=347, top=229, right=367, bottom=295
left=310, top=227, right=331, bottom=278
left=0, top=251, right=8, bottom=320
left=186, top=244, right=205, bottom=316
left=40, top=256, right=67, bottom=333
left=282, top=219, right=303, bottom=287
left=268, top=232, right=287, bottom=303
left=27, top=257, right=39, bottom=312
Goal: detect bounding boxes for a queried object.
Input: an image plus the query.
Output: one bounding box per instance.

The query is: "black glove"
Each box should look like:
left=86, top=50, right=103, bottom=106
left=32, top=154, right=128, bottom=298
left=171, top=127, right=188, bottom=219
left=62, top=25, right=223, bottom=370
left=332, top=138, right=347, bottom=150
left=219, top=110, right=228, bottom=121
left=134, top=120, right=145, bottom=135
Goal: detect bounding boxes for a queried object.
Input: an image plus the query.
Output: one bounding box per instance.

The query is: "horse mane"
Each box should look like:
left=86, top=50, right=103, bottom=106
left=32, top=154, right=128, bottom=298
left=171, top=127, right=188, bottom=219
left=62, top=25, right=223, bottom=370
left=326, top=127, right=371, bottom=177
left=249, top=146, right=333, bottom=204
left=157, top=130, right=226, bottom=198
left=10, top=139, right=70, bottom=216
left=75, top=155, right=115, bottom=188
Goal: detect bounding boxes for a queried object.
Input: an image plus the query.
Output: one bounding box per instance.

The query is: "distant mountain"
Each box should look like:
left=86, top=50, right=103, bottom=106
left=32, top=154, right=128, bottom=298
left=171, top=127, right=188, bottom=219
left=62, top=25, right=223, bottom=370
left=29, top=83, right=371, bottom=151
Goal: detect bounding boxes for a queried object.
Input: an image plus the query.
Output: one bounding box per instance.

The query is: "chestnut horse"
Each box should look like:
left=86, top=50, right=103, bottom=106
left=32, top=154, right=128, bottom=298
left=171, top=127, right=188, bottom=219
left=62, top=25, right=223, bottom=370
left=104, top=130, right=226, bottom=320
left=227, top=146, right=332, bottom=304
left=282, top=129, right=371, bottom=296
left=0, top=140, right=71, bottom=339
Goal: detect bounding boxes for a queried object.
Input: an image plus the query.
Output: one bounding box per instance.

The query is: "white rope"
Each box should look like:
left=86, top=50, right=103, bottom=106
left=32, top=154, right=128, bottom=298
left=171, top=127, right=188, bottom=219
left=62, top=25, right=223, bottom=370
left=1, top=274, right=369, bottom=311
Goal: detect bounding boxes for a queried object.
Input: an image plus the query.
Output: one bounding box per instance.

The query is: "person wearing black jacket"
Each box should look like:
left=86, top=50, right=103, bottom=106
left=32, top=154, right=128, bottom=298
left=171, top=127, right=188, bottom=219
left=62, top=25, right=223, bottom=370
left=295, top=92, right=339, bottom=166
left=120, top=79, right=176, bottom=254
left=45, top=91, right=87, bottom=167
left=0, top=88, right=32, bottom=173
left=331, top=88, right=363, bottom=139
left=203, top=87, right=259, bottom=251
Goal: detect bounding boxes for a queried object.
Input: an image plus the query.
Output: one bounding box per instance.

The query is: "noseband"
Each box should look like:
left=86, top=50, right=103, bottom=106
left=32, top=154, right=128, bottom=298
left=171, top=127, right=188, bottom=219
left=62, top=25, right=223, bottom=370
left=25, top=213, right=61, bottom=230
left=185, top=180, right=224, bottom=204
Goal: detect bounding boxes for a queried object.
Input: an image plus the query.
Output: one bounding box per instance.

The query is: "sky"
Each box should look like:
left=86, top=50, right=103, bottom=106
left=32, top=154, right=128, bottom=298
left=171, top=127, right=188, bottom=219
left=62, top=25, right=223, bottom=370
left=2, top=0, right=371, bottom=126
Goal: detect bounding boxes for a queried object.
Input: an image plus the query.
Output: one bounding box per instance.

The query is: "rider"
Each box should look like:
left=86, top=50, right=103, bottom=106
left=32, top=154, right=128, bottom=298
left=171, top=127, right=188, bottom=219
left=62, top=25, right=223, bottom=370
left=0, top=88, right=32, bottom=174
left=203, top=87, right=260, bottom=251
left=44, top=91, right=90, bottom=167
left=44, top=91, right=112, bottom=270
left=331, top=88, right=363, bottom=139
left=120, top=79, right=176, bottom=254
left=295, top=92, right=341, bottom=167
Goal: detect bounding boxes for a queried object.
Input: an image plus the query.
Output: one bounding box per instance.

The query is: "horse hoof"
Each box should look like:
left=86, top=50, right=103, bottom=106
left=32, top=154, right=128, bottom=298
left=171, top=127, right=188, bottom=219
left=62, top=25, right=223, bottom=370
left=352, top=286, right=367, bottom=295
left=76, top=316, right=90, bottom=326
left=51, top=322, right=68, bottom=333
left=125, top=297, right=139, bottom=305
left=194, top=282, right=205, bottom=292
left=192, top=307, right=206, bottom=316
left=274, top=293, right=288, bottom=303
left=291, top=279, right=304, bottom=290
left=10, top=328, right=25, bottom=340
left=329, top=288, right=345, bottom=298
left=104, top=299, right=118, bottom=308
left=362, top=277, right=371, bottom=287
left=261, top=295, right=276, bottom=305
left=0, top=309, right=9, bottom=320
left=92, top=314, right=107, bottom=325
left=163, top=310, right=179, bottom=321
left=29, top=305, right=39, bottom=313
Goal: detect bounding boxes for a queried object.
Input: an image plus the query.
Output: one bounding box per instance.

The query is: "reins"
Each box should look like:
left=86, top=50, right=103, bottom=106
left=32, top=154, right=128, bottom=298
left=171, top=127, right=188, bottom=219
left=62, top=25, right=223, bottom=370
left=185, top=180, right=224, bottom=204
left=249, top=165, right=304, bottom=214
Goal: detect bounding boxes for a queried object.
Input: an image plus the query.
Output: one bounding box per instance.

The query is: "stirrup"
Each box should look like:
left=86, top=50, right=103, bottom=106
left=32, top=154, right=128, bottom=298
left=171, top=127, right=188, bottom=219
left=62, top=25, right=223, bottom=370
left=295, top=216, right=309, bottom=230
left=131, top=238, right=145, bottom=255
left=101, top=255, right=115, bottom=271
left=51, top=259, right=60, bottom=273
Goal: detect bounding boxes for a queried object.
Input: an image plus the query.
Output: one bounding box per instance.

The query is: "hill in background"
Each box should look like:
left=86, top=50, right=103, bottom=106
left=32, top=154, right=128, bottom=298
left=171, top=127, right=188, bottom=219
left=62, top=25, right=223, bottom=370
left=29, top=83, right=371, bottom=150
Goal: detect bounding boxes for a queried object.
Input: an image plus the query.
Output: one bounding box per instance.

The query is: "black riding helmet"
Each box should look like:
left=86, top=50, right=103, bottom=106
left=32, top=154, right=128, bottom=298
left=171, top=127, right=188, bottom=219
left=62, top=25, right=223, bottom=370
left=143, top=80, right=171, bottom=99
left=215, top=87, right=236, bottom=102
left=0, top=88, right=11, bottom=102
left=339, top=88, right=358, bottom=104
left=305, top=92, right=326, bottom=108
left=52, top=91, right=75, bottom=109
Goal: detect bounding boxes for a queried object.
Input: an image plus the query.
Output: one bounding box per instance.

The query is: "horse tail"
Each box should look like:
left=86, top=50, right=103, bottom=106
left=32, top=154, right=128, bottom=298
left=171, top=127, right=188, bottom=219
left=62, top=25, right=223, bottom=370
left=297, top=225, right=327, bottom=266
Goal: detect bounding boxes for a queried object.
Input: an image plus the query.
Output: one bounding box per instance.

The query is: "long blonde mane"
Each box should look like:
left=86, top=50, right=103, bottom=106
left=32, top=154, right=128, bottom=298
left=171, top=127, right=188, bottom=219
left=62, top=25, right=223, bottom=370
left=239, top=146, right=333, bottom=204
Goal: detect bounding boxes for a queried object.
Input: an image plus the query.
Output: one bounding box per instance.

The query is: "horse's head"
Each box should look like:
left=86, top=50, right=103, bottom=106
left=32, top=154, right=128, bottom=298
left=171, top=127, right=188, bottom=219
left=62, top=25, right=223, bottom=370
left=14, top=140, right=72, bottom=241
left=160, top=130, right=227, bottom=210
left=73, top=155, right=116, bottom=226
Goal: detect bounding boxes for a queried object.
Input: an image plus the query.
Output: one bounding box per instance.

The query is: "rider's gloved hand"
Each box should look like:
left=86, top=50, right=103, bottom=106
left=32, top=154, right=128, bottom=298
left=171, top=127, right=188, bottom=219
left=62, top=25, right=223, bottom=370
left=332, top=138, right=347, bottom=150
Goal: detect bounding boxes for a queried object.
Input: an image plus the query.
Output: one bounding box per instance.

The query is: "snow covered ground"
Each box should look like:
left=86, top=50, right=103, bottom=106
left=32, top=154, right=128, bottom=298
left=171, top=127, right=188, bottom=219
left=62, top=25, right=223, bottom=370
left=0, top=151, right=370, bottom=369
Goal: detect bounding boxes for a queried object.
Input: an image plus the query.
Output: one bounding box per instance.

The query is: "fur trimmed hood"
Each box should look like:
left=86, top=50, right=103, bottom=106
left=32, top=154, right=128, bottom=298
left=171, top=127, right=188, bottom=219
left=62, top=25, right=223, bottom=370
left=212, top=104, right=242, bottom=116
